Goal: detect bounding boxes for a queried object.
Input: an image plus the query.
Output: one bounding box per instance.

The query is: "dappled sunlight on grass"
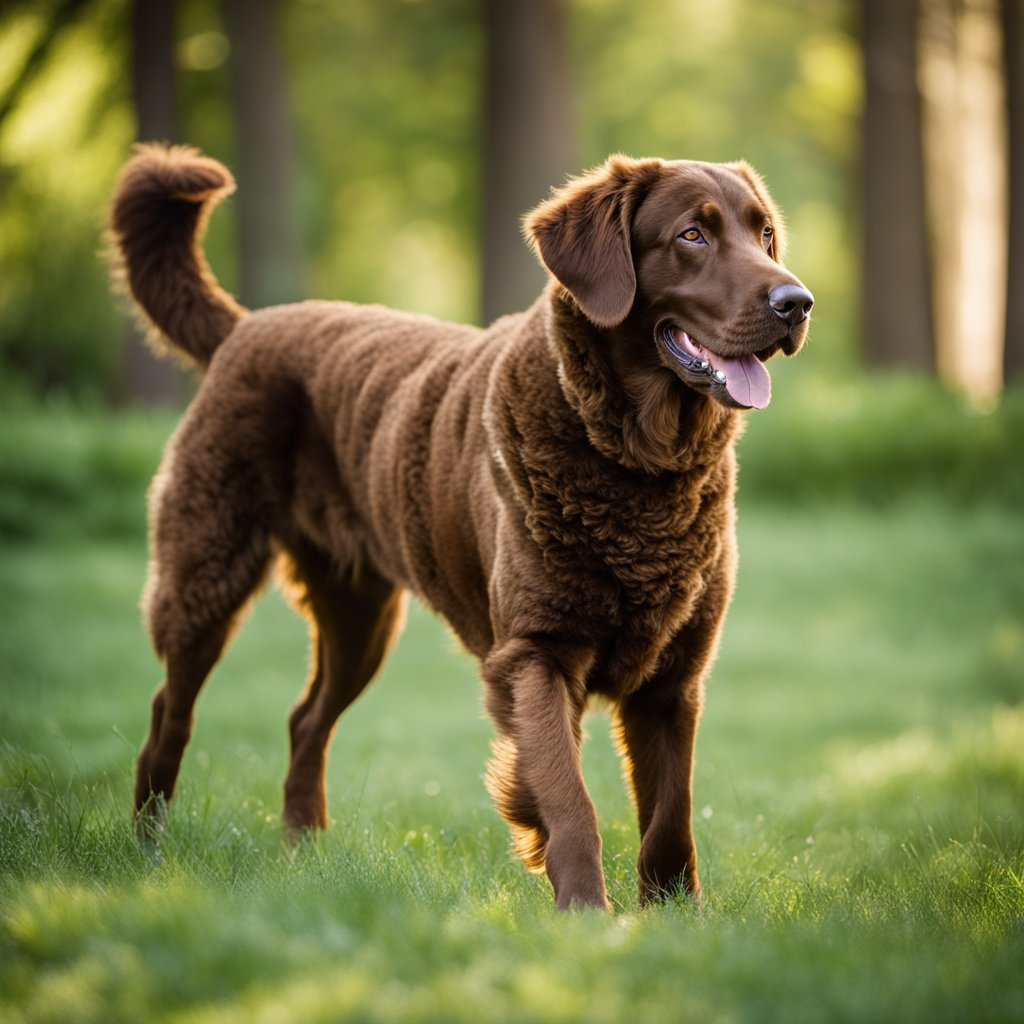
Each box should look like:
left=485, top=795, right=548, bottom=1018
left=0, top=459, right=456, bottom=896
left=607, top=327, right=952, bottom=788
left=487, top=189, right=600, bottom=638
left=2, top=732, right=1021, bottom=1023
left=824, top=704, right=1024, bottom=798
left=2, top=395, right=1023, bottom=1021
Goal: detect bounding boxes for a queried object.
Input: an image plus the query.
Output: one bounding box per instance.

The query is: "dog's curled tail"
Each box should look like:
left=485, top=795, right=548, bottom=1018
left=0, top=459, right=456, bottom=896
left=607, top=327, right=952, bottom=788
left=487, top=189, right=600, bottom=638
left=109, top=143, right=245, bottom=367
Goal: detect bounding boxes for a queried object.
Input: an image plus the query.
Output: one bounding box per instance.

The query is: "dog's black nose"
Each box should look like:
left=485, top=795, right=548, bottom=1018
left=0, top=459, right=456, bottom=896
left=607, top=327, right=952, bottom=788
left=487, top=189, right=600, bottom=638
left=768, top=283, right=814, bottom=326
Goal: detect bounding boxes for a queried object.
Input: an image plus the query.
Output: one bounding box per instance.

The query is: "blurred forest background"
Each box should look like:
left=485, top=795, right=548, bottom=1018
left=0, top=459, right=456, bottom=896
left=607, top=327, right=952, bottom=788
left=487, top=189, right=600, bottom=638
left=2, top=8, right=1023, bottom=1013
left=0, top=0, right=1021, bottom=408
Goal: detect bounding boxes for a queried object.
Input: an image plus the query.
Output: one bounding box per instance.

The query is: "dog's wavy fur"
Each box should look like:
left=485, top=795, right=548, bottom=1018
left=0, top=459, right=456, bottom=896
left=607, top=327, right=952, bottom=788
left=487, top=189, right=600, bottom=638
left=110, top=144, right=810, bottom=910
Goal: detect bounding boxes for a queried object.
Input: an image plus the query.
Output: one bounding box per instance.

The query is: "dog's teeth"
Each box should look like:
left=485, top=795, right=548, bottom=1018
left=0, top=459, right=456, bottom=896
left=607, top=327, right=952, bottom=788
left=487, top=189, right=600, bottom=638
left=712, top=369, right=726, bottom=383
left=696, top=359, right=709, bottom=371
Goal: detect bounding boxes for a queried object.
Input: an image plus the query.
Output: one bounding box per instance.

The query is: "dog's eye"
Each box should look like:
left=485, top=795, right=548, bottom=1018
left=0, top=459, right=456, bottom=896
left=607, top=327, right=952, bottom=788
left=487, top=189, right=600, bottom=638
left=763, top=225, right=774, bottom=247
left=678, top=228, right=706, bottom=245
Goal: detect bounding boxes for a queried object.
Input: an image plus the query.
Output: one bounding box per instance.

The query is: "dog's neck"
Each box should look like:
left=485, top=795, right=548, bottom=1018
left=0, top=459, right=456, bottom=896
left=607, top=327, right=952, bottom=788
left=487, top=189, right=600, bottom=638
left=544, top=288, right=741, bottom=474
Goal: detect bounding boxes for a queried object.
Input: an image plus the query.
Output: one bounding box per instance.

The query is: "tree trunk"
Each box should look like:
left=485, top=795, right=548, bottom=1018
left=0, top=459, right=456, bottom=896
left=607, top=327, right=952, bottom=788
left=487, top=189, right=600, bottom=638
left=919, top=0, right=961, bottom=386
left=133, top=0, right=177, bottom=146
left=223, top=0, right=304, bottom=309
left=1003, top=0, right=1024, bottom=383
left=482, top=0, right=577, bottom=324
left=861, top=0, right=935, bottom=370
left=120, top=0, right=188, bottom=406
left=920, top=0, right=1007, bottom=399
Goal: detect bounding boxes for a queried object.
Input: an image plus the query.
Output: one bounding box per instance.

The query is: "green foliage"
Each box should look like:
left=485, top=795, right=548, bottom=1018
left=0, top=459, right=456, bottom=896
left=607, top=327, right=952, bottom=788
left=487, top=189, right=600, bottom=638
left=282, top=0, right=483, bottom=321
left=2, top=375, right=1021, bottom=548
left=0, top=392, right=177, bottom=541
left=740, top=372, right=1024, bottom=506
left=0, top=0, right=856, bottom=398
left=0, top=1, right=135, bottom=396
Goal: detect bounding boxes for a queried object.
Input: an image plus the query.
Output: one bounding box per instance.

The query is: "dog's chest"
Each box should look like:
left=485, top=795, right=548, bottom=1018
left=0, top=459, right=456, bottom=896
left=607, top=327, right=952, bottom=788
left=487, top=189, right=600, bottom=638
left=522, top=451, right=733, bottom=687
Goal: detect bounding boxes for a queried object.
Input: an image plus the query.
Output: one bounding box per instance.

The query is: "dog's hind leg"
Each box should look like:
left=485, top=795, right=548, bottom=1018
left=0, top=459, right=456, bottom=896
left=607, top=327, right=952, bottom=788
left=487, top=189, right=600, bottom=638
left=134, top=436, right=275, bottom=828
left=282, top=545, right=406, bottom=833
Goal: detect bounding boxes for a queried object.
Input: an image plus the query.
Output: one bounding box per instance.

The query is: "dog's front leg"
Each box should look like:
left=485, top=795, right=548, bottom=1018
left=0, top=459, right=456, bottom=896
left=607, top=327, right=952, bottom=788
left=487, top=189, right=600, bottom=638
left=616, top=674, right=703, bottom=907
left=484, top=639, right=609, bottom=911
left=613, top=556, right=735, bottom=907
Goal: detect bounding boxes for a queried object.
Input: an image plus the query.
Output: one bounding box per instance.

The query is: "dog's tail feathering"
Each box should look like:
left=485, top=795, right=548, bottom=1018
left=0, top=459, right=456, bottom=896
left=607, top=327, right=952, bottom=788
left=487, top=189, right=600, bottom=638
left=109, top=144, right=245, bottom=367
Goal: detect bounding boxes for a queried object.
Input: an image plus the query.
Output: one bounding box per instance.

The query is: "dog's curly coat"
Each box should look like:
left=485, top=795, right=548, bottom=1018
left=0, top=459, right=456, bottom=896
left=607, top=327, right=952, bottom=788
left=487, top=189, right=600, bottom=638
left=110, top=145, right=811, bottom=910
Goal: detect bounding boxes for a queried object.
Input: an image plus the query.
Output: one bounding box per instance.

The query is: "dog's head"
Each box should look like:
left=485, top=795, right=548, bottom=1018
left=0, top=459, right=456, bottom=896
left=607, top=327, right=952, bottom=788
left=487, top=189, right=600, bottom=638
left=525, top=156, right=812, bottom=410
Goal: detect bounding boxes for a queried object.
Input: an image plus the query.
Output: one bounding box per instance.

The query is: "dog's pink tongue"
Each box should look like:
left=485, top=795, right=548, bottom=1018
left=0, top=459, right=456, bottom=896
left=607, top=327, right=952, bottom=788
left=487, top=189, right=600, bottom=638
left=707, top=350, right=772, bottom=409
left=674, top=331, right=773, bottom=409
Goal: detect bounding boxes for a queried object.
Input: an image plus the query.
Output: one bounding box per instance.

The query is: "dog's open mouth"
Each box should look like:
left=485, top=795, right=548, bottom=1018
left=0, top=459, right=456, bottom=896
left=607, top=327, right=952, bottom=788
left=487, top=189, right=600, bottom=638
left=661, top=326, right=774, bottom=410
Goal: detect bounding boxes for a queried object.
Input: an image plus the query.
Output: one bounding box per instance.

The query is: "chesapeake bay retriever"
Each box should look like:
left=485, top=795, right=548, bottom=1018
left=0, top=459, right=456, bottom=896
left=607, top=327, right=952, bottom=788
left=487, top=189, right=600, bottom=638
left=110, top=145, right=812, bottom=910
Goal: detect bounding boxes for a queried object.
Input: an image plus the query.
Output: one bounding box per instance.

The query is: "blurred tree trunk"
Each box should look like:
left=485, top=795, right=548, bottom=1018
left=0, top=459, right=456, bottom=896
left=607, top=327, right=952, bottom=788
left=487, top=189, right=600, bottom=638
left=133, top=0, right=177, bottom=147
left=119, top=0, right=188, bottom=406
left=919, top=0, right=961, bottom=386
left=1003, top=0, right=1024, bottom=382
left=482, top=0, right=577, bottom=323
left=861, top=0, right=935, bottom=371
left=920, top=0, right=1007, bottom=399
left=223, top=0, right=304, bottom=309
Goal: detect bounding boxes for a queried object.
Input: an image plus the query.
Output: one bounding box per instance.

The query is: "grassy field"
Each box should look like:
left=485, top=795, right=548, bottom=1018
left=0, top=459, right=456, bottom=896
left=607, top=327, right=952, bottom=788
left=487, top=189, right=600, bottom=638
left=1, top=382, right=1023, bottom=1023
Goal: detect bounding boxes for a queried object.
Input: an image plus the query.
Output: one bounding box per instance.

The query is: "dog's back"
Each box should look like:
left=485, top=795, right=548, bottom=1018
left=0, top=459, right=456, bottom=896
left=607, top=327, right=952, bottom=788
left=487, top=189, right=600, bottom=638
left=196, top=297, right=517, bottom=656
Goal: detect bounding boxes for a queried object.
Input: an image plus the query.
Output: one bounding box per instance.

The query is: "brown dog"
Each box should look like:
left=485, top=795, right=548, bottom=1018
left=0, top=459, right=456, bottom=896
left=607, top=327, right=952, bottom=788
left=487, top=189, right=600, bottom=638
left=110, top=146, right=811, bottom=910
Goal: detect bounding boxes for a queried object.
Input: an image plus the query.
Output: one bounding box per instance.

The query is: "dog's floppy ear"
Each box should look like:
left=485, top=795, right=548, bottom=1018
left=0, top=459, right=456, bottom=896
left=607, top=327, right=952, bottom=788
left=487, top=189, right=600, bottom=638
left=524, top=155, right=664, bottom=328
left=726, top=160, right=787, bottom=262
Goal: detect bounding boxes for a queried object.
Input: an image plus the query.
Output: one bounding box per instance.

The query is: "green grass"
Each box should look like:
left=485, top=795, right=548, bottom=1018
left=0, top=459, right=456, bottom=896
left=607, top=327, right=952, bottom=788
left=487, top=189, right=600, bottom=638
left=1, top=387, right=1023, bottom=1022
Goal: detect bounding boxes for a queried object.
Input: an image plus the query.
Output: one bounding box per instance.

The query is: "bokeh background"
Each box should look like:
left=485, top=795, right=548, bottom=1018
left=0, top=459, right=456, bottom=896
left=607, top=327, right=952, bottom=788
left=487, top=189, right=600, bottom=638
left=2, top=4, right=1024, bottom=1019
left=1, top=0, right=1021, bottom=409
